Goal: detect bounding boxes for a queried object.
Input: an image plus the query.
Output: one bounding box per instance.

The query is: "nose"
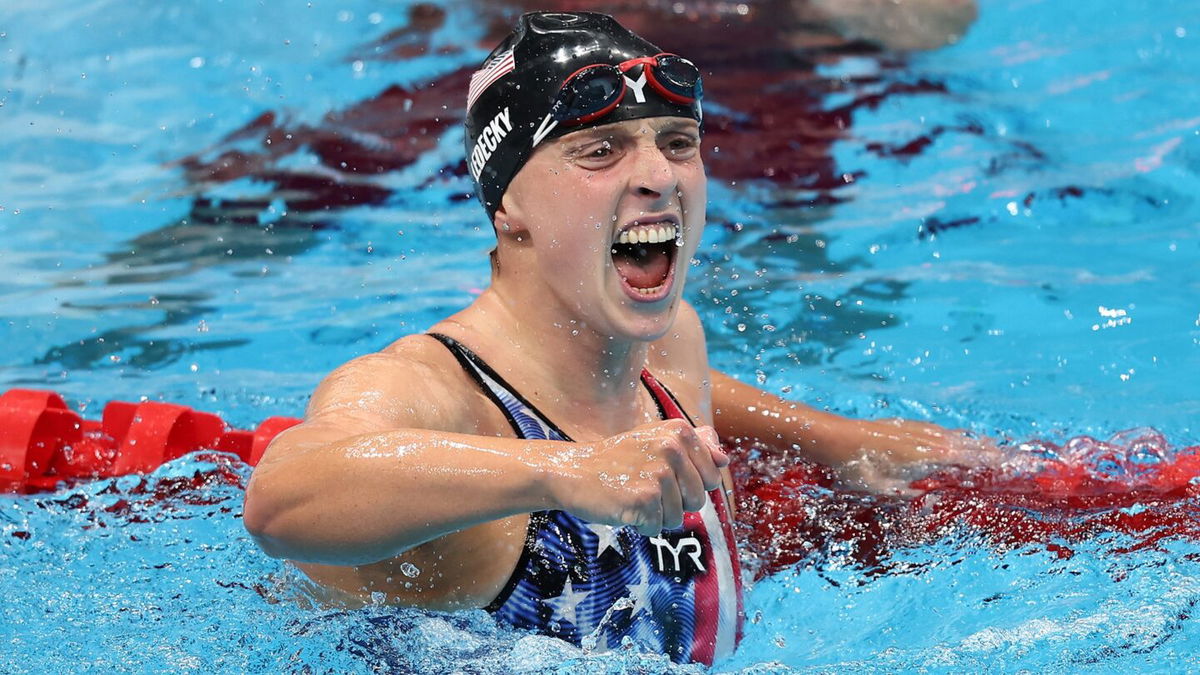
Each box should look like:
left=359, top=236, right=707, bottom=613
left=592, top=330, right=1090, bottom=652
left=629, top=141, right=677, bottom=203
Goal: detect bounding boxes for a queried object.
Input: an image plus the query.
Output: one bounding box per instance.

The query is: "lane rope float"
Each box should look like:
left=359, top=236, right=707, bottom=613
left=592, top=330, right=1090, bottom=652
left=0, top=388, right=300, bottom=494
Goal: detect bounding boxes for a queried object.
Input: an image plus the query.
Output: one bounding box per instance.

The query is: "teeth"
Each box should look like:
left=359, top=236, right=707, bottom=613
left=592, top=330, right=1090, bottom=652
left=615, top=222, right=680, bottom=246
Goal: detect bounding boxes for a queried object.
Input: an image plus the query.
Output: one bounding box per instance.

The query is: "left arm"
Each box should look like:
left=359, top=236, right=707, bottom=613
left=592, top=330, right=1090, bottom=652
left=710, top=369, right=996, bottom=489
left=657, top=301, right=994, bottom=491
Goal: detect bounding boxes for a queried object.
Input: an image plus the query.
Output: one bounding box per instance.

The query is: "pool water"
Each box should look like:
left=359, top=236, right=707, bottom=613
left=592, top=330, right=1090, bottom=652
left=3, top=0, right=1199, bottom=672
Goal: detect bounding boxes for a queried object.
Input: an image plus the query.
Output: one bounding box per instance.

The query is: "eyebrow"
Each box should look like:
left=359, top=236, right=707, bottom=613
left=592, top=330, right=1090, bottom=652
left=560, top=119, right=699, bottom=153
left=562, top=128, right=620, bottom=147
left=653, top=119, right=700, bottom=135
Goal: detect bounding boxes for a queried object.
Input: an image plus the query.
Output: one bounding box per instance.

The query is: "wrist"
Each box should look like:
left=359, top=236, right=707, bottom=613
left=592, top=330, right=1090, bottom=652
left=525, top=440, right=588, bottom=512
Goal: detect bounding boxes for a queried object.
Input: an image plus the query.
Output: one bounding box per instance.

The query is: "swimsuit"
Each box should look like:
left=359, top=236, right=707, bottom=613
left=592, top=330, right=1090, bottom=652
left=429, top=333, right=744, bottom=665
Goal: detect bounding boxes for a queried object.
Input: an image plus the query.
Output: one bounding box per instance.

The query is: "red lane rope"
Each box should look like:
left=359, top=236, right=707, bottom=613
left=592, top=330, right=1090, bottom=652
left=7, top=387, right=1199, bottom=576
left=0, top=388, right=300, bottom=494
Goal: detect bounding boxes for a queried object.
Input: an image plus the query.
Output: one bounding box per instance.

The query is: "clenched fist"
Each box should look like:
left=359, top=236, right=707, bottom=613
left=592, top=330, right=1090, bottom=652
left=547, top=419, right=729, bottom=536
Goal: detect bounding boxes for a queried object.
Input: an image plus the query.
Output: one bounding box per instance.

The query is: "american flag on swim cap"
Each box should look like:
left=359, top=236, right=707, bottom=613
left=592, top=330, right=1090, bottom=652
left=467, top=48, right=515, bottom=111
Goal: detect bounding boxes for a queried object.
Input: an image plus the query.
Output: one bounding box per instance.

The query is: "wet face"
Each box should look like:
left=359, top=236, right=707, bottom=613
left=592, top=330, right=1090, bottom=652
left=496, top=116, right=706, bottom=342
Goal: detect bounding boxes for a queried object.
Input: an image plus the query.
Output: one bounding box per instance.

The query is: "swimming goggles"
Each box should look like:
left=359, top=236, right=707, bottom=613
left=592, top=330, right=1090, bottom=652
left=548, top=53, right=702, bottom=126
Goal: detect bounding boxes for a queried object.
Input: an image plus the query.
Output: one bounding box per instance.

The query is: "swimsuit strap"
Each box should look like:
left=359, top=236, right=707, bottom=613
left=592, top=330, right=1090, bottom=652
left=428, top=332, right=684, bottom=441
left=427, top=332, right=572, bottom=442
left=639, top=369, right=696, bottom=426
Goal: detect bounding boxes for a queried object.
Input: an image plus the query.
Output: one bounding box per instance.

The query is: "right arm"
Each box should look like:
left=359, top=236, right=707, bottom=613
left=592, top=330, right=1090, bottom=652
left=242, top=339, right=728, bottom=568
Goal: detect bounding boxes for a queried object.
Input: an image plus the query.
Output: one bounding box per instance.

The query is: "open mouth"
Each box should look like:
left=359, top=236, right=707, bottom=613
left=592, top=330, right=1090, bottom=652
left=610, top=221, right=681, bottom=300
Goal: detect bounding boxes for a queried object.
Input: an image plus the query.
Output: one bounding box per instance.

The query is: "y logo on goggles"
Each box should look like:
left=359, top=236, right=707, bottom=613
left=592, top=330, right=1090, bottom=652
left=624, top=71, right=649, bottom=104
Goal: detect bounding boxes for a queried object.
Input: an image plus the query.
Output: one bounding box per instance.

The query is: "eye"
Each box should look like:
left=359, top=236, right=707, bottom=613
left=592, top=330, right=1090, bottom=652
left=586, top=140, right=614, bottom=158
left=573, top=139, right=622, bottom=167
left=664, top=135, right=699, bottom=158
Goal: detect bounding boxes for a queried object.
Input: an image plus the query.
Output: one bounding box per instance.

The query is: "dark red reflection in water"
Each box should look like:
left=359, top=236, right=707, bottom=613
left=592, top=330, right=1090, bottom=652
left=178, top=1, right=949, bottom=222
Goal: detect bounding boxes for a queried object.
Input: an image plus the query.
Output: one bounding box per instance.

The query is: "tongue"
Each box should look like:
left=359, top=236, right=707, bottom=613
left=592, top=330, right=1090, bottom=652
left=613, top=245, right=671, bottom=289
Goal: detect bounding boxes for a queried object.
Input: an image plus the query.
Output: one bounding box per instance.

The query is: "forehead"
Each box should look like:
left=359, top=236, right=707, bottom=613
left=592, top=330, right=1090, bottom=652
left=553, top=116, right=700, bottom=146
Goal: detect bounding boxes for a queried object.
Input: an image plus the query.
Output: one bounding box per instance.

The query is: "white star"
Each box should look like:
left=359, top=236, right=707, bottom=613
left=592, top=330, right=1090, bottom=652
left=624, top=577, right=652, bottom=617
left=591, top=627, right=610, bottom=653
left=546, top=578, right=591, bottom=628
left=587, top=523, right=624, bottom=558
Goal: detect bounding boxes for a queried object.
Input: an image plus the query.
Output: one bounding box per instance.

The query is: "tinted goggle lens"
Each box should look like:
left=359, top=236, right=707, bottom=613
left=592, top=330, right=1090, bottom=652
left=550, top=67, right=623, bottom=123
left=652, top=55, right=701, bottom=99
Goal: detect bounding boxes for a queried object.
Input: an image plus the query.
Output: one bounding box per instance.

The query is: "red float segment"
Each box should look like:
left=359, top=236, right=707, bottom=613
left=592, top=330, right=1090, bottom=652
left=215, top=430, right=254, bottom=464
left=250, top=417, right=303, bottom=466
left=0, top=390, right=82, bottom=493
left=102, top=400, right=138, bottom=447
left=108, top=402, right=226, bottom=475
left=0, top=388, right=301, bottom=494
left=211, top=417, right=304, bottom=465
left=51, top=433, right=117, bottom=481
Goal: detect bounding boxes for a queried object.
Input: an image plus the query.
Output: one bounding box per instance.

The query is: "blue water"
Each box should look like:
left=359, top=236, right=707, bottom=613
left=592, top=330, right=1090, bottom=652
left=3, top=0, right=1200, bottom=672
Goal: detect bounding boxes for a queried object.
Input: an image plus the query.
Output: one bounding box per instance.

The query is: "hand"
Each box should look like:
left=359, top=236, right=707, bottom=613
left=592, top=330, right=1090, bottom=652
left=831, top=418, right=1002, bottom=494
left=548, top=420, right=729, bottom=536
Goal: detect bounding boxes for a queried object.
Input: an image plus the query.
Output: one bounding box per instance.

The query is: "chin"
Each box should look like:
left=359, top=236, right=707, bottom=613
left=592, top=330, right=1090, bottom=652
left=609, top=293, right=682, bottom=343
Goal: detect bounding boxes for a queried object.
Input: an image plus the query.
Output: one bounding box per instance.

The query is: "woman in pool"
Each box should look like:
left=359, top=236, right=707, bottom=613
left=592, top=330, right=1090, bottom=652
left=243, top=11, right=987, bottom=664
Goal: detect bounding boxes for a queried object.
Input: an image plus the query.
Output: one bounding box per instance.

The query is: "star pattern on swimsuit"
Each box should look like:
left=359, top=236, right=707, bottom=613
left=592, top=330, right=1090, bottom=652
left=545, top=577, right=591, bottom=629
left=587, top=522, right=624, bottom=558
left=624, top=576, right=652, bottom=618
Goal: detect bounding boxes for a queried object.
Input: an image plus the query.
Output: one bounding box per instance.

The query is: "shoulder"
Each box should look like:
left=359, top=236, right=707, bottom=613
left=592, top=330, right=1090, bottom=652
left=304, top=333, right=488, bottom=435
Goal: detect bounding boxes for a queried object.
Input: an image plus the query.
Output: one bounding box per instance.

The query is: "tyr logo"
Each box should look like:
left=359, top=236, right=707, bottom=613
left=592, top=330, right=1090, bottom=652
left=649, top=534, right=705, bottom=574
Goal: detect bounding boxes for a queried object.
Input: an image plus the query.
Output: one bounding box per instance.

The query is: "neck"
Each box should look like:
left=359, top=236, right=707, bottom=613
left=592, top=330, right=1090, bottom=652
left=458, top=282, right=655, bottom=434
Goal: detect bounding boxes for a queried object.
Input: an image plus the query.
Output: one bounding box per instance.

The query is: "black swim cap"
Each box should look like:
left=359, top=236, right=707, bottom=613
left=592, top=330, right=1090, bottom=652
left=464, top=12, right=704, bottom=222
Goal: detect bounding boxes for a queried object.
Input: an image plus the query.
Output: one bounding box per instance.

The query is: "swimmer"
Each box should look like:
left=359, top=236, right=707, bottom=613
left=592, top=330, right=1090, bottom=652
left=242, top=11, right=990, bottom=664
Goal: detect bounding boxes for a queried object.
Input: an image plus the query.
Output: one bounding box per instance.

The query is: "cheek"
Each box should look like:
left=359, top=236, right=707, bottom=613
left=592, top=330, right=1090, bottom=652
left=533, top=214, right=610, bottom=281
left=539, top=175, right=617, bottom=264
left=682, top=165, right=707, bottom=222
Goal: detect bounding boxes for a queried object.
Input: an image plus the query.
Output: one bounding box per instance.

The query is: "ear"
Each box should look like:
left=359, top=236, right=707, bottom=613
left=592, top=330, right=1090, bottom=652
left=492, top=195, right=530, bottom=239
